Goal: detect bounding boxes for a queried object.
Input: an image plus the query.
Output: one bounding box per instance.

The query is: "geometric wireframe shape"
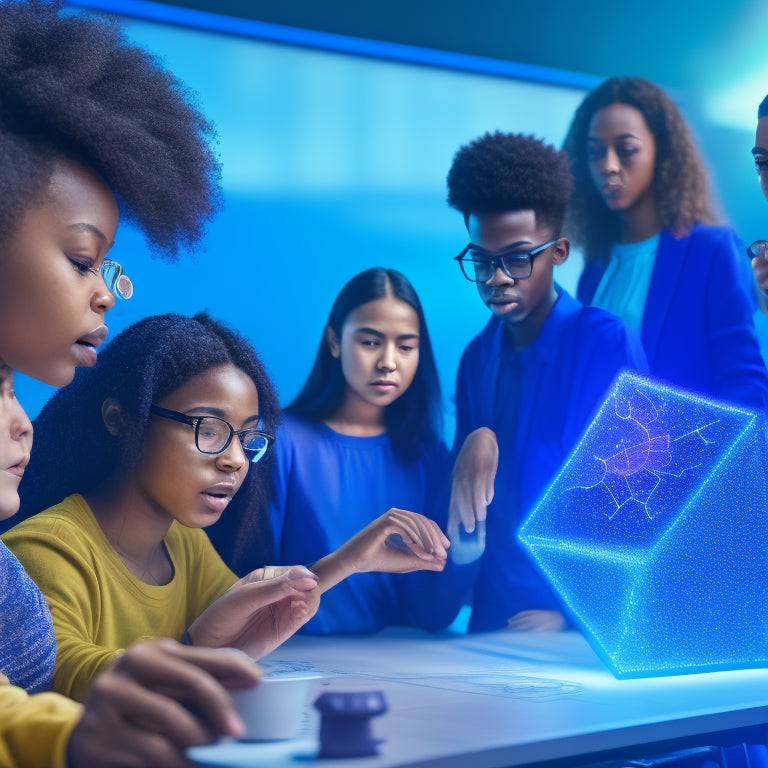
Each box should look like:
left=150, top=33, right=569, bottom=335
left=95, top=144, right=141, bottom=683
left=518, top=372, right=768, bottom=678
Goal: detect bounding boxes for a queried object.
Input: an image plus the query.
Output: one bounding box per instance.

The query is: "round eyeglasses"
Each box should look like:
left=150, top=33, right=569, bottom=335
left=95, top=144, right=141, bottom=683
left=149, top=404, right=274, bottom=464
left=100, top=259, right=133, bottom=300
left=454, top=240, right=557, bottom=283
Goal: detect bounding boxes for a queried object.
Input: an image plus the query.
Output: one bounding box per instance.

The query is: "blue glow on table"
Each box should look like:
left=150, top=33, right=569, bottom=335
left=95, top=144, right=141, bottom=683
left=518, top=371, right=768, bottom=678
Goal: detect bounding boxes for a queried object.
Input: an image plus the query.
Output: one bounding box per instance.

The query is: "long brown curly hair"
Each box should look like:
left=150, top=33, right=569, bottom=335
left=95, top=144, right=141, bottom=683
left=562, top=76, right=716, bottom=263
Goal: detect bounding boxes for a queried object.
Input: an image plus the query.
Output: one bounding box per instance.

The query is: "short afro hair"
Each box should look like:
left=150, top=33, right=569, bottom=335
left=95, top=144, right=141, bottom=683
left=0, top=0, right=222, bottom=259
left=446, top=131, right=573, bottom=234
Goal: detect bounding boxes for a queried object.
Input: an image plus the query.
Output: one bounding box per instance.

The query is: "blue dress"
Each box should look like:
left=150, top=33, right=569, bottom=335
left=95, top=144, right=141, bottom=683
left=268, top=413, right=451, bottom=634
left=454, top=289, right=648, bottom=632
left=0, top=540, right=56, bottom=693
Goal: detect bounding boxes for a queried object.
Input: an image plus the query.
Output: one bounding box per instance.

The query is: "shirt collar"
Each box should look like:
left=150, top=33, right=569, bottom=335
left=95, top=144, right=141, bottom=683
left=494, top=285, right=578, bottom=365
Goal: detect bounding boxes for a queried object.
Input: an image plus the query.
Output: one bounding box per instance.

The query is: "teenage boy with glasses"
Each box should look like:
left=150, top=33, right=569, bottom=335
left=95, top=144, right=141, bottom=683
left=444, top=131, right=647, bottom=633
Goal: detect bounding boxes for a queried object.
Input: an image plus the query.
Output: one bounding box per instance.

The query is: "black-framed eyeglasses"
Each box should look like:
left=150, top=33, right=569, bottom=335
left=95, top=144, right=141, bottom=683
left=454, top=240, right=557, bottom=283
left=748, top=240, right=768, bottom=261
left=149, top=404, right=274, bottom=464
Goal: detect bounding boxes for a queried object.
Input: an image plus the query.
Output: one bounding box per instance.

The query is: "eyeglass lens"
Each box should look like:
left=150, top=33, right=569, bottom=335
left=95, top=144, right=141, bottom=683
left=467, top=252, right=531, bottom=282
left=101, top=260, right=134, bottom=300
left=196, top=417, right=269, bottom=462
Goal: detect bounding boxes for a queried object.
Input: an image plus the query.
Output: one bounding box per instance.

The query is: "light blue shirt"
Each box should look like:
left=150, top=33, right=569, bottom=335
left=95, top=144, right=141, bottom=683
left=593, top=233, right=660, bottom=335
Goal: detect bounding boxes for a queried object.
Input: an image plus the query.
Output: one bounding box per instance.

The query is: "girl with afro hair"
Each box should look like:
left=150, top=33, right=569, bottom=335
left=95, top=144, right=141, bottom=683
left=563, top=76, right=768, bottom=409
left=0, top=0, right=222, bottom=386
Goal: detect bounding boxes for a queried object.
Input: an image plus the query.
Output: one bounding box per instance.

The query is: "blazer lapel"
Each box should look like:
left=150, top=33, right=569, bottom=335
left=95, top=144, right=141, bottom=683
left=641, top=228, right=689, bottom=365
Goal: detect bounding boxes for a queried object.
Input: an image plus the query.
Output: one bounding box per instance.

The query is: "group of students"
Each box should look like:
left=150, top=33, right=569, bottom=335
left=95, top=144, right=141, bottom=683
left=3, top=2, right=768, bottom=767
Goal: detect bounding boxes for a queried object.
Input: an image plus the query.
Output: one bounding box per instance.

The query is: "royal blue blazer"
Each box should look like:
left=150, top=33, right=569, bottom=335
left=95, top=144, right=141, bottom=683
left=578, top=224, right=768, bottom=412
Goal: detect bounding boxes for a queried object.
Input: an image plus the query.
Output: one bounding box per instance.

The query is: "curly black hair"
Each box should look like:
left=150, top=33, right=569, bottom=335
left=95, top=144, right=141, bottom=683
left=446, top=131, right=573, bottom=234
left=12, top=312, right=280, bottom=568
left=0, top=0, right=221, bottom=259
left=562, top=76, right=715, bottom=263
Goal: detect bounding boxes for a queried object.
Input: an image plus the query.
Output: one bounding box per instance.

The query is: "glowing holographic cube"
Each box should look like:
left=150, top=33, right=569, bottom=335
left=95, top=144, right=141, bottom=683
left=518, top=372, right=768, bottom=678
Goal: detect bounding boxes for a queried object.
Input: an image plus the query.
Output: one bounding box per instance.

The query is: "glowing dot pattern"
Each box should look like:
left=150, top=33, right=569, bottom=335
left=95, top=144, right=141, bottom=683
left=518, top=372, right=768, bottom=678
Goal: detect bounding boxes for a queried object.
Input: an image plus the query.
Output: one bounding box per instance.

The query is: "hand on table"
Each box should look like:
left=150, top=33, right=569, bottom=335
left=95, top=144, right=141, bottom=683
left=67, top=638, right=261, bottom=768
left=448, top=427, right=498, bottom=540
left=187, top=565, right=320, bottom=659
left=508, top=610, right=565, bottom=632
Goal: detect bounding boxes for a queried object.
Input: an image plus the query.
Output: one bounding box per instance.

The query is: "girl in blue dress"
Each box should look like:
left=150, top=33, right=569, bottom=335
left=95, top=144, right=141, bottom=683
left=210, top=267, right=453, bottom=634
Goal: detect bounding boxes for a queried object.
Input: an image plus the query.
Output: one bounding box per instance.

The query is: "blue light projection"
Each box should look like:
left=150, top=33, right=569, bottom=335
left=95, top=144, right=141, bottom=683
left=518, top=372, right=768, bottom=678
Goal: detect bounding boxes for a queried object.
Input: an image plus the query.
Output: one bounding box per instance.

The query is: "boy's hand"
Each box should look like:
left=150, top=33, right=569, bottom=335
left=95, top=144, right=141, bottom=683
left=448, top=427, right=498, bottom=538
left=68, top=638, right=261, bottom=768
left=312, top=509, right=449, bottom=592
left=187, top=566, right=319, bottom=660
left=507, top=610, right=565, bottom=632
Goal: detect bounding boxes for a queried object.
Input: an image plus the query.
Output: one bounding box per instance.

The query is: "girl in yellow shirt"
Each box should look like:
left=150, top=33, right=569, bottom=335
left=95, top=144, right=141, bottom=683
left=6, top=312, right=448, bottom=702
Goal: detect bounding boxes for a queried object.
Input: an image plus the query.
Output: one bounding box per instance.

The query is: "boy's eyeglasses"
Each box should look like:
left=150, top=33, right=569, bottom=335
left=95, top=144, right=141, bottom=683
left=454, top=240, right=557, bottom=283
left=101, top=259, right=133, bottom=300
left=149, top=404, right=274, bottom=464
left=748, top=240, right=768, bottom=261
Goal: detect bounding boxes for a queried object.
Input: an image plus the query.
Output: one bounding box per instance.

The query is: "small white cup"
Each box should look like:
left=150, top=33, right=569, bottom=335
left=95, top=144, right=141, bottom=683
left=230, top=672, right=317, bottom=741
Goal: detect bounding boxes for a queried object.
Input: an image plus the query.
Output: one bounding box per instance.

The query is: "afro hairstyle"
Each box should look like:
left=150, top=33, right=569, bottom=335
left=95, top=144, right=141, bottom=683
left=0, top=0, right=222, bottom=259
left=446, top=131, right=573, bottom=234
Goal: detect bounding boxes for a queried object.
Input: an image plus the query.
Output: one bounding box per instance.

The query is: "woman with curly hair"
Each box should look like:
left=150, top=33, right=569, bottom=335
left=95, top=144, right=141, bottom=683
left=563, top=76, right=768, bottom=409
left=0, top=0, right=221, bottom=385
left=0, top=2, right=265, bottom=766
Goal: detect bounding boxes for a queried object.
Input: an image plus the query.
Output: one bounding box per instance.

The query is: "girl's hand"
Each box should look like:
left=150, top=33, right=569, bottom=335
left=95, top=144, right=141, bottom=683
left=186, top=566, right=320, bottom=659
left=448, top=427, right=498, bottom=540
left=68, top=638, right=261, bottom=768
left=507, top=609, right=565, bottom=632
left=313, top=509, right=449, bottom=592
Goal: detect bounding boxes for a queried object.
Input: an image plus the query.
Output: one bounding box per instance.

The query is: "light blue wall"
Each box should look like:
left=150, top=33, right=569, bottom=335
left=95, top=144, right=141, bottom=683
left=16, top=7, right=593, bottom=443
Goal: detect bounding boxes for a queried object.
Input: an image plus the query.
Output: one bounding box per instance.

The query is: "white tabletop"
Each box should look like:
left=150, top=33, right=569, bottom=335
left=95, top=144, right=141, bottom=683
left=190, top=628, right=768, bottom=767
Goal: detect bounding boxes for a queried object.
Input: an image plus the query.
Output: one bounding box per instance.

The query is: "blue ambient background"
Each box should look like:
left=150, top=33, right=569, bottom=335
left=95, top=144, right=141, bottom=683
left=16, top=1, right=768, bottom=448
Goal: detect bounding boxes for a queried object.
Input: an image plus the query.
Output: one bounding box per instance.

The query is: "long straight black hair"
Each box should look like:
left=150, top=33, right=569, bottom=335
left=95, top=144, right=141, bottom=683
left=288, top=268, right=443, bottom=462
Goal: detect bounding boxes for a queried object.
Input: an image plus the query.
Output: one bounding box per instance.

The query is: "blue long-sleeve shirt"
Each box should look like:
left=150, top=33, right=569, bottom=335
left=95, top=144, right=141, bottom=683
left=267, top=413, right=454, bottom=634
left=453, top=289, right=648, bottom=631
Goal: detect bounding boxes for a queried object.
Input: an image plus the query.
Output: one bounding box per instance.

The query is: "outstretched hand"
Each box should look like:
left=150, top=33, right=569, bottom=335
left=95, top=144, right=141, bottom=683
left=187, top=565, right=320, bottom=659
left=448, top=427, right=498, bottom=539
left=312, top=509, right=449, bottom=592
left=67, top=638, right=261, bottom=768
